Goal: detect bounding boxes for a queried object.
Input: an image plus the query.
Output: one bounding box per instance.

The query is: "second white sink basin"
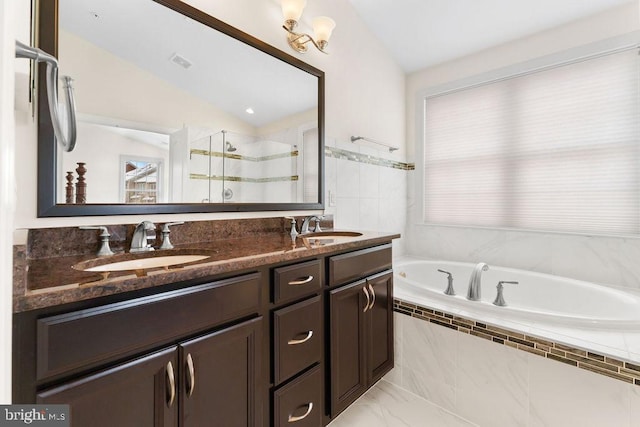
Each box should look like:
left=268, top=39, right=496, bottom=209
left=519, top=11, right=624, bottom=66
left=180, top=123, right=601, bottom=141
left=302, top=231, right=363, bottom=239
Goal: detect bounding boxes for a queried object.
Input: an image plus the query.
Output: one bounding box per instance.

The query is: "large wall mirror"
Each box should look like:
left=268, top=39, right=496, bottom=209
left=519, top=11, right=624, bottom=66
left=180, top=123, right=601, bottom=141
left=37, top=0, right=324, bottom=216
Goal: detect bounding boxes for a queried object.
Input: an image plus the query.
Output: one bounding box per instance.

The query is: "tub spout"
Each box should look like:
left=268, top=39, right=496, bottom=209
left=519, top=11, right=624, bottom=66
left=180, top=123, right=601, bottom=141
left=467, top=262, right=489, bottom=301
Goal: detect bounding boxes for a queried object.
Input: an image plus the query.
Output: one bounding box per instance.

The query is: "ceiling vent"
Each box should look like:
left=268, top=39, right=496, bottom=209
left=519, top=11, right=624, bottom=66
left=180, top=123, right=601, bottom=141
left=169, top=53, right=193, bottom=69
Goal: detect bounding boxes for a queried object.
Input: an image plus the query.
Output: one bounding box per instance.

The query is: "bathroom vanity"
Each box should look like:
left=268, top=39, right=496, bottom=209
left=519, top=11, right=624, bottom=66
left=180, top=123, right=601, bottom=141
left=12, top=221, right=398, bottom=426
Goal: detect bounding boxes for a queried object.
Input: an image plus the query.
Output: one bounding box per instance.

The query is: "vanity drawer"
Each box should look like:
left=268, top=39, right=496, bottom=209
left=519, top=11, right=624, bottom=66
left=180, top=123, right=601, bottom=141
left=328, top=244, right=392, bottom=287
left=273, top=259, right=322, bottom=304
left=273, top=364, right=323, bottom=427
left=36, top=273, right=261, bottom=382
left=273, top=296, right=323, bottom=385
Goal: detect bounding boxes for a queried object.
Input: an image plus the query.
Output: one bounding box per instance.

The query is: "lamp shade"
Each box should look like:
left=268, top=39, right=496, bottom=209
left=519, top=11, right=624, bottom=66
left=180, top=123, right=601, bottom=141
left=312, top=16, right=336, bottom=42
left=281, top=0, right=307, bottom=22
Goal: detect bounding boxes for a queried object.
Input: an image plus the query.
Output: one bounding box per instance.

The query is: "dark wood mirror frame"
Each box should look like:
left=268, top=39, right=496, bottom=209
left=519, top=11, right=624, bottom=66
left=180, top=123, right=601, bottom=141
left=36, top=0, right=325, bottom=217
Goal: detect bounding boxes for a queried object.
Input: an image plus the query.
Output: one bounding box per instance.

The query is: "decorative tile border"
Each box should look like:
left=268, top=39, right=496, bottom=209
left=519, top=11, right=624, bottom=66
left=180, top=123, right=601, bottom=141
left=325, top=146, right=415, bottom=171
left=394, top=298, right=640, bottom=386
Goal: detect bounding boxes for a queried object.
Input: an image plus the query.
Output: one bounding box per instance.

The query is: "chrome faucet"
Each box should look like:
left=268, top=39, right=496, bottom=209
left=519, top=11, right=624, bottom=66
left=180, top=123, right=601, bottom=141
left=130, top=221, right=156, bottom=252
left=300, top=215, right=324, bottom=234
left=467, top=262, right=489, bottom=301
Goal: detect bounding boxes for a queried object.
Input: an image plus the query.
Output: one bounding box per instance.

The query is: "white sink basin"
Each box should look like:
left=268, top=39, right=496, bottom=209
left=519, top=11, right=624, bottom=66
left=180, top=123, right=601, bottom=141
left=299, top=231, right=363, bottom=248
left=74, top=254, right=210, bottom=278
left=302, top=231, right=363, bottom=239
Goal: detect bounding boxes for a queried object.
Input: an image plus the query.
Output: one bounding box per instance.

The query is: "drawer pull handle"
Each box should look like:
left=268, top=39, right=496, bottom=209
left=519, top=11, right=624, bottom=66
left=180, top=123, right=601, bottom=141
left=363, top=286, right=370, bottom=313
left=368, top=283, right=376, bottom=310
left=288, top=402, right=313, bottom=423
left=186, top=353, right=195, bottom=397
left=288, top=276, right=314, bottom=286
left=166, top=361, right=176, bottom=408
left=288, top=330, right=313, bottom=345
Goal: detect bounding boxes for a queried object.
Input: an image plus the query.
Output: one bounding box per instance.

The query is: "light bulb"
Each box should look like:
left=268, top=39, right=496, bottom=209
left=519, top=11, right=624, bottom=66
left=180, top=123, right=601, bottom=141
left=281, top=0, right=307, bottom=22
left=312, top=16, right=336, bottom=44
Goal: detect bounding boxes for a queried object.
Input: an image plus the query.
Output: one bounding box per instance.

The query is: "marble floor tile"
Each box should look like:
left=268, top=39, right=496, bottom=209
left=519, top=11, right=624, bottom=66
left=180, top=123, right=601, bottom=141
left=327, top=380, right=477, bottom=427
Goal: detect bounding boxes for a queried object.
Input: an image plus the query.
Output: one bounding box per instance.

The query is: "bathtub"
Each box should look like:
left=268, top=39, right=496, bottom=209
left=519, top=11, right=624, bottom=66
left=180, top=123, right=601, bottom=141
left=393, top=258, right=640, bottom=330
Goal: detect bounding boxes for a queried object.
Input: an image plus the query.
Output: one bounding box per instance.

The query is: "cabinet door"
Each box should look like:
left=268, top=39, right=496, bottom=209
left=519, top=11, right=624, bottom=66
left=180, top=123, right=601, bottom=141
left=366, top=271, right=394, bottom=384
left=37, top=346, right=178, bottom=427
left=180, top=317, right=262, bottom=427
left=329, top=280, right=368, bottom=417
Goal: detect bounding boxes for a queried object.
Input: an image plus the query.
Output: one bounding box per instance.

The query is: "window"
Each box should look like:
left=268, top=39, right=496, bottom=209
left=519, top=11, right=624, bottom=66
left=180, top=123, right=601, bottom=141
left=422, top=47, right=640, bottom=235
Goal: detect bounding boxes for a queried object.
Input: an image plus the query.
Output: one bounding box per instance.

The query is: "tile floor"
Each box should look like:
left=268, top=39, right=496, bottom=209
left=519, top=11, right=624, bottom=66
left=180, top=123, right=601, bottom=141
left=327, top=379, right=476, bottom=427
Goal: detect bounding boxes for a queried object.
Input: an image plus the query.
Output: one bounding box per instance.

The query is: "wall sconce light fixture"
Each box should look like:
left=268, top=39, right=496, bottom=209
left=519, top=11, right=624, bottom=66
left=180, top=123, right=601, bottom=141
left=281, top=0, right=336, bottom=54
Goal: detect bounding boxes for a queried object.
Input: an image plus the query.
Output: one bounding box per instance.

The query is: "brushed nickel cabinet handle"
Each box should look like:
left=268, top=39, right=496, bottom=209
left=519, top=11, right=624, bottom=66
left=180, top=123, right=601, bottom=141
left=288, top=402, right=313, bottom=423
left=288, top=276, right=314, bottom=286
left=363, top=287, right=370, bottom=313
left=186, top=353, right=195, bottom=397
left=166, top=361, right=176, bottom=407
left=287, top=330, right=313, bottom=345
left=368, top=283, right=376, bottom=310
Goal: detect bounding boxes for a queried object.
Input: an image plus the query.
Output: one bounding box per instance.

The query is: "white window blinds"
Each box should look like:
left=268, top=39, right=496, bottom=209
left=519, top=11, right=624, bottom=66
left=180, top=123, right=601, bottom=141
left=423, top=48, right=640, bottom=235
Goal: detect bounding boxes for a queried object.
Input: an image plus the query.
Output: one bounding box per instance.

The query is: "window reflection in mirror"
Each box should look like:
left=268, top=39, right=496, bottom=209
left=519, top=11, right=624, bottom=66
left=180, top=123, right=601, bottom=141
left=122, top=157, right=162, bottom=204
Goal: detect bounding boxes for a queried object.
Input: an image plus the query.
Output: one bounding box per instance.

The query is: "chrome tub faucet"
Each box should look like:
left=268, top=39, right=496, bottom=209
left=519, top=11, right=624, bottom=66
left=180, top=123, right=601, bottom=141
left=467, top=262, right=489, bottom=301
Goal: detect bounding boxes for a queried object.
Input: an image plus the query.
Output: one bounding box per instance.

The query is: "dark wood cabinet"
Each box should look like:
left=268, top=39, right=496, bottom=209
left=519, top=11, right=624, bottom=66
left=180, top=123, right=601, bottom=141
left=273, top=365, right=323, bottom=427
left=329, top=270, right=394, bottom=418
left=366, top=271, right=394, bottom=384
left=16, top=241, right=396, bottom=427
left=180, top=317, right=261, bottom=427
left=28, top=273, right=264, bottom=427
left=329, top=280, right=368, bottom=416
left=273, top=296, right=323, bottom=385
left=37, top=347, right=178, bottom=427
left=37, top=317, right=263, bottom=427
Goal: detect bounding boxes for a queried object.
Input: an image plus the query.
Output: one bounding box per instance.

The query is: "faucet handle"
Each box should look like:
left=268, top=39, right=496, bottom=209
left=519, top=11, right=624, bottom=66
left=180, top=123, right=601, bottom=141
left=437, top=269, right=455, bottom=296
left=79, top=226, right=114, bottom=257
left=159, top=222, right=184, bottom=250
left=285, top=217, right=298, bottom=239
left=493, top=281, right=518, bottom=307
left=162, top=221, right=184, bottom=232
left=313, top=216, right=324, bottom=232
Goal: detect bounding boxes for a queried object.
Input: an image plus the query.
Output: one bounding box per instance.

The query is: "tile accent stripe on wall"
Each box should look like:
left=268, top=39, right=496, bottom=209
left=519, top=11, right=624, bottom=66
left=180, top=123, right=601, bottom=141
left=190, top=149, right=299, bottom=162
left=189, top=174, right=298, bottom=182
left=325, top=146, right=415, bottom=170
left=394, top=298, right=640, bottom=386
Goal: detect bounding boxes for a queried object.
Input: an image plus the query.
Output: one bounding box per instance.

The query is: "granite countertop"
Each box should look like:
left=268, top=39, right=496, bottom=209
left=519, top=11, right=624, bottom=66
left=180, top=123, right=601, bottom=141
left=13, top=230, right=399, bottom=313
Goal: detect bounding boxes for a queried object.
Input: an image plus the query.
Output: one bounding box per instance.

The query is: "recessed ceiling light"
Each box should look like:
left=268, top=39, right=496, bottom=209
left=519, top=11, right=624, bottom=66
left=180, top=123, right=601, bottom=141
left=245, top=108, right=255, bottom=114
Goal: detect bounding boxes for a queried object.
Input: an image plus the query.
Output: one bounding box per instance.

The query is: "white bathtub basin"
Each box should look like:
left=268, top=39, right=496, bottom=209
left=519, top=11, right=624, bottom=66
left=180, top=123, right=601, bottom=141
left=394, top=259, right=640, bottom=330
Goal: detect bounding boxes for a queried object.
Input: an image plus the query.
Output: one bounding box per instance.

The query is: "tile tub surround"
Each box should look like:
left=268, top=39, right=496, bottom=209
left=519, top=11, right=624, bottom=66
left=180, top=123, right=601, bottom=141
left=394, top=299, right=640, bottom=387
left=389, top=312, right=640, bottom=427
left=13, top=216, right=399, bottom=312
